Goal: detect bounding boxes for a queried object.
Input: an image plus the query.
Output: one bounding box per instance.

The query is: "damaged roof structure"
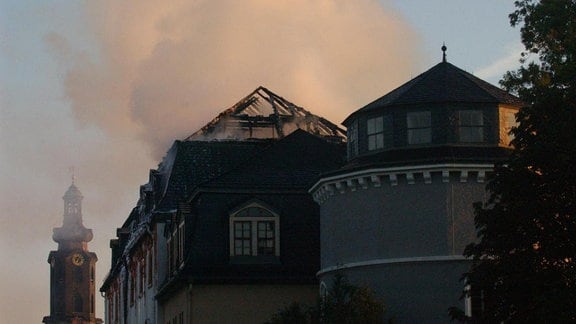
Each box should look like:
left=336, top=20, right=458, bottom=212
left=186, top=86, right=345, bottom=143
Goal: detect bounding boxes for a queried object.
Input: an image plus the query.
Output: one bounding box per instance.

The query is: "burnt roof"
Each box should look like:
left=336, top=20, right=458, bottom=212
left=344, top=61, right=524, bottom=125
left=186, top=86, right=346, bottom=142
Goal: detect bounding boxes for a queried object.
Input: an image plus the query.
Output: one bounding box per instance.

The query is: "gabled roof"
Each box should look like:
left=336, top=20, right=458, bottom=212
left=186, top=86, right=345, bottom=142
left=344, top=61, right=524, bottom=125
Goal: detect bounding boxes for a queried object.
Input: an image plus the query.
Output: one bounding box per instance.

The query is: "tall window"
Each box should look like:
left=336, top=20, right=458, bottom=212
left=502, top=110, right=518, bottom=145
left=257, top=221, right=275, bottom=255
left=234, top=221, right=252, bottom=255
left=229, top=202, right=279, bottom=257
left=407, top=111, right=431, bottom=144
left=459, top=110, right=484, bottom=142
left=367, top=116, right=384, bottom=150
left=178, top=221, right=184, bottom=265
left=347, top=120, right=358, bottom=158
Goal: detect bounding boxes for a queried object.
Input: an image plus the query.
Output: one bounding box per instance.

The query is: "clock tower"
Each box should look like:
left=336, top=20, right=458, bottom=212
left=43, top=182, right=103, bottom=324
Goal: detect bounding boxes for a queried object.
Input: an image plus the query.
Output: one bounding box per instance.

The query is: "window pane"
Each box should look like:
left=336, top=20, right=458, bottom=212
left=407, top=112, right=431, bottom=144
left=367, top=117, right=383, bottom=135
left=257, top=221, right=275, bottom=256
left=234, top=222, right=251, bottom=256
left=367, top=117, right=385, bottom=150
left=459, top=111, right=484, bottom=142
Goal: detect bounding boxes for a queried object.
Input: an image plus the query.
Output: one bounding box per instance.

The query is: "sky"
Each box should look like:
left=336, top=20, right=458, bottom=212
left=0, top=1, right=521, bottom=322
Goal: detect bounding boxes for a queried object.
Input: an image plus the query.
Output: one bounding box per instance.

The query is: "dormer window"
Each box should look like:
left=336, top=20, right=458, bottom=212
left=367, top=117, right=384, bottom=150
left=458, top=110, right=484, bottom=143
left=229, top=202, right=280, bottom=257
left=407, top=111, right=431, bottom=144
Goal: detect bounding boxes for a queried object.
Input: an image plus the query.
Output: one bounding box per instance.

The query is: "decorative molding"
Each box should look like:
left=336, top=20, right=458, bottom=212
left=317, top=255, right=468, bottom=276
left=310, top=163, right=494, bottom=204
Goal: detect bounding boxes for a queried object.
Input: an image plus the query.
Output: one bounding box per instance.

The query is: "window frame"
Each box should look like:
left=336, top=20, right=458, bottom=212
left=347, top=120, right=358, bottom=158
left=229, top=202, right=280, bottom=257
left=367, top=116, right=385, bottom=151
left=407, top=111, right=432, bottom=145
left=458, top=110, right=484, bottom=143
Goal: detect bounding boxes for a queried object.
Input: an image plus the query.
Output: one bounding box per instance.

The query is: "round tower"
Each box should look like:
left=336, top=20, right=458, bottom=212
left=311, top=53, right=524, bottom=322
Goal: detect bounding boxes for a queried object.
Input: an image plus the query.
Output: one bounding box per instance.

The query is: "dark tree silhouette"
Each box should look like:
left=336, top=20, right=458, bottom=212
left=461, top=0, right=576, bottom=322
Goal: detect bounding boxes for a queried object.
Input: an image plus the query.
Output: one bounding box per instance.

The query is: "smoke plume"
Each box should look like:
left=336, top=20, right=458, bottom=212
left=65, top=0, right=421, bottom=158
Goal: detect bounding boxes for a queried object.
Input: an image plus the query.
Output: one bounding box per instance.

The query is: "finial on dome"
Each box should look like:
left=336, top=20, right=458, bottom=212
left=441, top=43, right=447, bottom=63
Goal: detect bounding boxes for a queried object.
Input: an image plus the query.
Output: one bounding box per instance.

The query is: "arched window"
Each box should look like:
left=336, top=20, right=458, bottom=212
left=229, top=202, right=280, bottom=257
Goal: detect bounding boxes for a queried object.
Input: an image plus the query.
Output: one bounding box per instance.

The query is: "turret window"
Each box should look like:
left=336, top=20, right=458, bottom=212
left=459, top=110, right=484, bottom=142
left=347, top=120, right=358, bottom=157
left=407, top=111, right=431, bottom=144
left=367, top=117, right=384, bottom=150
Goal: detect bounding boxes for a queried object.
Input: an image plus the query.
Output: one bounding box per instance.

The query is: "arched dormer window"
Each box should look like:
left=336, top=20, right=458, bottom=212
left=229, top=201, right=280, bottom=257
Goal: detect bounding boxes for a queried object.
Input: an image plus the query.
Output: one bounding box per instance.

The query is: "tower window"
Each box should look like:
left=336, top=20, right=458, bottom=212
left=407, top=111, right=431, bottom=144
left=347, top=120, right=358, bottom=158
left=501, top=109, right=518, bottom=146
left=459, top=110, right=484, bottom=142
left=367, top=117, right=384, bottom=150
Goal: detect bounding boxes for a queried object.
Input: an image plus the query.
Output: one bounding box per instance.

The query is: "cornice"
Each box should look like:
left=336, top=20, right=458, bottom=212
left=309, top=163, right=493, bottom=204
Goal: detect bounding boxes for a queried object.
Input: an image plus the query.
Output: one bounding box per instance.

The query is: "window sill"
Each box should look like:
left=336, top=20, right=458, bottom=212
left=229, top=255, right=280, bottom=265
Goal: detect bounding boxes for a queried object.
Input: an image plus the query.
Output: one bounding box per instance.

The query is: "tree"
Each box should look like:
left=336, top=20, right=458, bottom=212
left=265, top=273, right=388, bottom=324
left=460, top=0, right=576, bottom=322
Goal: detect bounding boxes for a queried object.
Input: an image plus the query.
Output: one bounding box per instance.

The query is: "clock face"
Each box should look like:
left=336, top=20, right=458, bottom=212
left=71, top=253, right=84, bottom=266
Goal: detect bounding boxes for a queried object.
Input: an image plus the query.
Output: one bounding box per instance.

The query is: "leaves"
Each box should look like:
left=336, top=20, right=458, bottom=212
left=463, top=0, right=576, bottom=321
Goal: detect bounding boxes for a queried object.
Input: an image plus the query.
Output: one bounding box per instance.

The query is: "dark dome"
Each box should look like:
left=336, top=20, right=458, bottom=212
left=344, top=61, right=524, bottom=126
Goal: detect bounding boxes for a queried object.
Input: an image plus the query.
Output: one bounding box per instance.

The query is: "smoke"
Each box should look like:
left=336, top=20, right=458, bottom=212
left=61, top=0, right=420, bottom=158
left=0, top=1, right=421, bottom=322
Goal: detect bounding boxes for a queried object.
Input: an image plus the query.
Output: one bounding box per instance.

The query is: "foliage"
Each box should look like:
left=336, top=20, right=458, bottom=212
left=459, top=0, right=576, bottom=322
left=265, top=273, right=388, bottom=324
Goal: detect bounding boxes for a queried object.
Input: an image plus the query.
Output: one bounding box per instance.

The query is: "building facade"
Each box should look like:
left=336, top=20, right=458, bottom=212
left=100, top=87, right=346, bottom=324
left=310, top=56, right=523, bottom=322
left=101, top=57, right=524, bottom=322
left=43, top=183, right=103, bottom=324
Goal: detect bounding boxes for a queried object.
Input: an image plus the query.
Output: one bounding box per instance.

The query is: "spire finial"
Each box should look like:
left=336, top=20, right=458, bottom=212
left=441, top=43, right=447, bottom=63
left=69, top=166, right=76, bottom=185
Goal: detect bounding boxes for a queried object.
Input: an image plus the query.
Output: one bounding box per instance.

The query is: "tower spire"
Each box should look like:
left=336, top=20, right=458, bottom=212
left=442, top=43, right=447, bottom=63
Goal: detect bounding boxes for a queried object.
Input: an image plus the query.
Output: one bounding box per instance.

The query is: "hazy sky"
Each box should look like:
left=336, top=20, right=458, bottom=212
left=0, top=1, right=520, bottom=322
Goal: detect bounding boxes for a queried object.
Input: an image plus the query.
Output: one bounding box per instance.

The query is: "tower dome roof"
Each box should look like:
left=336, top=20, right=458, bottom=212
left=344, top=61, right=524, bottom=125
left=63, top=183, right=83, bottom=200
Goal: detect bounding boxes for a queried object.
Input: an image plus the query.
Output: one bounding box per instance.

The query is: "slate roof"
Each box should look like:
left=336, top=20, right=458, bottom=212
left=154, top=140, right=269, bottom=211
left=344, top=61, right=524, bottom=125
left=198, top=129, right=346, bottom=191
